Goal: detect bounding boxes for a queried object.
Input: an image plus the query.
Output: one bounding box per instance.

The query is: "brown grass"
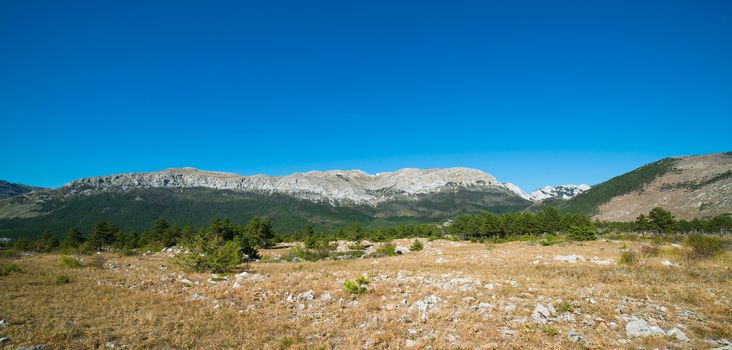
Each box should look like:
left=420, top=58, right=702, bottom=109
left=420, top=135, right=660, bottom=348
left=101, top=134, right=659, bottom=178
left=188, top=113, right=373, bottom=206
left=0, top=238, right=730, bottom=349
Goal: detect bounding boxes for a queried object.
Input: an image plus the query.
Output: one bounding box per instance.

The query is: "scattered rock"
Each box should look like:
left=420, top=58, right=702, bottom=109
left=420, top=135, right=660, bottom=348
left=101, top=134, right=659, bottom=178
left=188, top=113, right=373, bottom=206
left=532, top=303, right=554, bottom=324
left=435, top=258, right=447, bottom=264
left=661, top=259, right=678, bottom=267
left=320, top=292, right=333, bottom=302
left=405, top=339, right=419, bottom=348
left=190, top=293, right=206, bottom=301
left=626, top=319, right=664, bottom=338
left=554, top=254, right=585, bottom=263
left=16, top=346, right=47, bottom=350
left=0, top=337, right=8, bottom=346
left=568, top=330, right=590, bottom=344
left=591, top=256, right=613, bottom=265
left=297, top=290, right=315, bottom=301
left=410, top=295, right=443, bottom=320
left=395, top=246, right=410, bottom=255
left=0, top=319, right=5, bottom=328
left=666, top=327, right=689, bottom=342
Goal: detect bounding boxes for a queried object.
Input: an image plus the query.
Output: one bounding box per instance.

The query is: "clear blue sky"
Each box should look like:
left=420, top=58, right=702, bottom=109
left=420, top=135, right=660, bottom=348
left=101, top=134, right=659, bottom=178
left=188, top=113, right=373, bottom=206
left=1, top=0, right=730, bottom=191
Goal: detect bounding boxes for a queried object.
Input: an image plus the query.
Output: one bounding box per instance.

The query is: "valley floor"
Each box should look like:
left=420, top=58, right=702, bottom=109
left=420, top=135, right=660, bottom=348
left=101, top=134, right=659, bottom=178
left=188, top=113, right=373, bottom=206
left=1, top=239, right=731, bottom=349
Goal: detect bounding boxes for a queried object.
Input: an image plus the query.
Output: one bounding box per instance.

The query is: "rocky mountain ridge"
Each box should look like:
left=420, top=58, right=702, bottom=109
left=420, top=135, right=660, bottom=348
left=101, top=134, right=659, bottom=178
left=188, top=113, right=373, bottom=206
left=529, top=184, right=590, bottom=202
left=65, top=167, right=531, bottom=206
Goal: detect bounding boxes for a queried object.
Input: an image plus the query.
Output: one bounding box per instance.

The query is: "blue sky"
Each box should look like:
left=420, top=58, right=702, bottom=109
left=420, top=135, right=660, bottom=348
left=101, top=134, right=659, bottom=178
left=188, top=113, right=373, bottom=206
left=1, top=0, right=730, bottom=191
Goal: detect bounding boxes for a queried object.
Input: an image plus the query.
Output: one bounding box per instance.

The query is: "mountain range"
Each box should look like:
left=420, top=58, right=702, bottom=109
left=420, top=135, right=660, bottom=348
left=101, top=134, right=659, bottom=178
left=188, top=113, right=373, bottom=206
left=0, top=152, right=730, bottom=237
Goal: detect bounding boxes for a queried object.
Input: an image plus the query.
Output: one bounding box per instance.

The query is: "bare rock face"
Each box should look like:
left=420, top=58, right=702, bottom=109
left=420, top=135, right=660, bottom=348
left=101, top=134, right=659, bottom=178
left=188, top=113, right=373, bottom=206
left=64, top=167, right=525, bottom=206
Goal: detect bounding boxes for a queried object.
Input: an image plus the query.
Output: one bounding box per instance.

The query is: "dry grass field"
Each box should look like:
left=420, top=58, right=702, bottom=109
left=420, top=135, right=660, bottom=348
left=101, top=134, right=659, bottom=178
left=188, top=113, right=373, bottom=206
left=1, top=238, right=731, bottom=349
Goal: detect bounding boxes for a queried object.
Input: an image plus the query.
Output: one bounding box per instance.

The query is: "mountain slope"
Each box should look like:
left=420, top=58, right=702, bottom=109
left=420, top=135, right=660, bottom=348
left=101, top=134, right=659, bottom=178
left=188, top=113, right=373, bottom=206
left=551, top=152, right=732, bottom=220
left=0, top=167, right=531, bottom=237
left=0, top=180, right=40, bottom=199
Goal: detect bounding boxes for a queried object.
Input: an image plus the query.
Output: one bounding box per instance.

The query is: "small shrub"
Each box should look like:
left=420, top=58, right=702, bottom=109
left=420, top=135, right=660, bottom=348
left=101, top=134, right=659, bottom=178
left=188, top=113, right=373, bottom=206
left=142, top=241, right=165, bottom=253
left=280, top=335, right=303, bottom=348
left=60, top=256, right=82, bottom=269
left=639, top=244, right=660, bottom=257
left=542, top=325, right=558, bottom=336
left=539, top=234, right=562, bottom=246
left=0, top=263, right=22, bottom=276
left=175, top=240, right=243, bottom=273
left=303, top=236, right=322, bottom=250
left=410, top=239, right=424, bottom=252
left=344, top=275, right=370, bottom=294
left=88, top=254, right=106, bottom=269
left=686, top=234, right=725, bottom=260
left=281, top=246, right=332, bottom=262
left=568, top=225, right=597, bottom=241
left=55, top=275, right=71, bottom=285
left=371, top=242, right=396, bottom=257
left=619, top=250, right=639, bottom=265
left=348, top=241, right=366, bottom=251
left=555, top=302, right=573, bottom=313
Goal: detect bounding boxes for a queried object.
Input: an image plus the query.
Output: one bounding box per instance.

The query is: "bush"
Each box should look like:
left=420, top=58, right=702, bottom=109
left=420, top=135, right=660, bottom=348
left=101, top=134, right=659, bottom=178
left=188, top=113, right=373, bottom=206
left=568, top=225, right=597, bottom=241
left=371, top=242, right=396, bottom=257
left=686, top=234, right=725, bottom=260
left=542, top=325, right=558, bottom=336
left=0, top=263, right=22, bottom=276
left=348, top=241, right=366, bottom=251
left=619, top=250, right=639, bottom=265
left=281, top=247, right=331, bottom=262
left=539, top=234, right=563, bottom=246
left=410, top=239, right=424, bottom=252
left=175, top=236, right=244, bottom=273
left=344, top=275, right=370, bottom=294
left=60, top=256, right=82, bottom=269
left=88, top=254, right=106, bottom=269
left=303, top=236, right=322, bottom=250
left=77, top=241, right=96, bottom=255
left=555, top=302, right=573, bottom=313
left=639, top=244, right=660, bottom=257
left=55, top=275, right=71, bottom=284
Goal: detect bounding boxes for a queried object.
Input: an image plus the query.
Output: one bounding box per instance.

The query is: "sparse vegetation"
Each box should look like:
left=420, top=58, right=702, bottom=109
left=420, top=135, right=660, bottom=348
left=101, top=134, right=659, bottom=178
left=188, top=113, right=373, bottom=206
left=55, top=275, right=71, bottom=284
left=59, top=256, right=82, bottom=269
left=370, top=242, right=397, bottom=257
left=686, top=234, right=726, bottom=260
left=619, top=250, right=639, bottom=265
left=0, top=238, right=729, bottom=348
left=0, top=263, right=22, bottom=276
left=542, top=325, right=558, bottom=336
left=344, top=275, right=370, bottom=294
left=639, top=244, right=660, bottom=257
left=555, top=301, right=573, bottom=313
left=410, top=239, right=424, bottom=251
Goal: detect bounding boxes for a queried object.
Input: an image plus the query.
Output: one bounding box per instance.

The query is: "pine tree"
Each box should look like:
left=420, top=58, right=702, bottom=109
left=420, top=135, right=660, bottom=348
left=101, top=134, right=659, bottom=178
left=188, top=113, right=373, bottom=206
left=62, top=228, right=85, bottom=248
left=648, top=207, right=675, bottom=233
left=90, top=221, right=120, bottom=250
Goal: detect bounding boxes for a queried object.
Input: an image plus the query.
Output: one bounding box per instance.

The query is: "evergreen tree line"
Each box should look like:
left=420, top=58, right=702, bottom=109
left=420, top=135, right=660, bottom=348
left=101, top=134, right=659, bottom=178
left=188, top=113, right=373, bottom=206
left=4, top=207, right=729, bottom=255
left=7, top=217, right=275, bottom=257
left=597, top=207, right=732, bottom=235
left=448, top=207, right=593, bottom=240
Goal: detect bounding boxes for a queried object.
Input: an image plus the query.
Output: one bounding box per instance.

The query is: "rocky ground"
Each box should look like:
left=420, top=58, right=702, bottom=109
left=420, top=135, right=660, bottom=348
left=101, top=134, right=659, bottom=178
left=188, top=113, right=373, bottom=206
left=1, top=239, right=731, bottom=349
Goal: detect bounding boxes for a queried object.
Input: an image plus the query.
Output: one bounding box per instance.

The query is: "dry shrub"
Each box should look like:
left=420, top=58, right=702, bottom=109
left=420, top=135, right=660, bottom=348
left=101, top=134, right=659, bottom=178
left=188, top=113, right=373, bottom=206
left=686, top=234, right=725, bottom=261
left=87, top=254, right=106, bottom=269
left=639, top=244, right=660, bottom=257
left=619, top=250, right=639, bottom=265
